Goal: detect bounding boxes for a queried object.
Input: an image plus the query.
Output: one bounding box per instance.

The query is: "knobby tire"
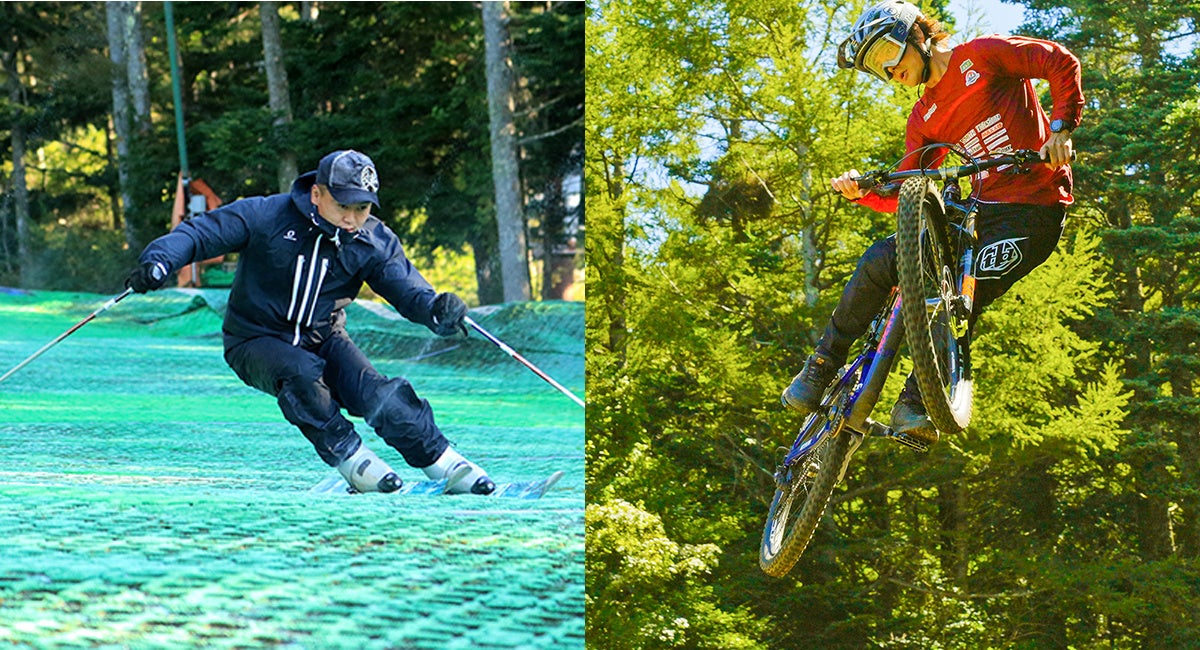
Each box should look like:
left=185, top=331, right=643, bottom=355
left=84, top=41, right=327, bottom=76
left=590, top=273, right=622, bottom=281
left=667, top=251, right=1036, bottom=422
left=760, top=419, right=857, bottom=577
left=895, top=177, right=973, bottom=434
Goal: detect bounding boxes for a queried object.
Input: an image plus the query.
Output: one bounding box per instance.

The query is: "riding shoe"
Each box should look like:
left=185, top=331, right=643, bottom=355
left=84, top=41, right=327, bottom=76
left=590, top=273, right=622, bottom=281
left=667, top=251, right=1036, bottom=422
left=890, top=396, right=939, bottom=446
left=781, top=351, right=840, bottom=415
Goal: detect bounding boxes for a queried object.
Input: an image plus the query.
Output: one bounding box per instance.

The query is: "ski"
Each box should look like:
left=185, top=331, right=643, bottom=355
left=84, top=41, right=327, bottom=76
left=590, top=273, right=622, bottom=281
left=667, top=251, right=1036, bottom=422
left=490, top=470, right=564, bottom=500
left=309, top=464, right=472, bottom=496
left=309, top=469, right=564, bottom=499
left=309, top=475, right=451, bottom=495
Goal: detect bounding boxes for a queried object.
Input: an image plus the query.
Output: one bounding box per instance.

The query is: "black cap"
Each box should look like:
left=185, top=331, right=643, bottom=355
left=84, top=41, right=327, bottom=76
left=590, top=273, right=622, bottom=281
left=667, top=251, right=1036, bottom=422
left=316, top=150, right=380, bottom=207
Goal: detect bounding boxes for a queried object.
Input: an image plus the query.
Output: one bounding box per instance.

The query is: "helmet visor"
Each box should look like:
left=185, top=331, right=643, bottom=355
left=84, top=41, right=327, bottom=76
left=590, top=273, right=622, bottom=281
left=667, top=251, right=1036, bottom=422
left=862, top=35, right=907, bottom=81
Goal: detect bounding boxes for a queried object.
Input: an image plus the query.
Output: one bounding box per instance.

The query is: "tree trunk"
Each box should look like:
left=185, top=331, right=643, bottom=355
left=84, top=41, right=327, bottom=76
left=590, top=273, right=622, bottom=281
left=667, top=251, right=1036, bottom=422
left=3, top=19, right=32, bottom=287
left=1106, top=199, right=1175, bottom=559
left=600, top=156, right=627, bottom=362
left=542, top=174, right=575, bottom=300
left=106, top=2, right=137, bottom=251
left=798, top=159, right=820, bottom=309
left=123, top=2, right=150, bottom=132
left=299, top=1, right=318, bottom=22
left=0, top=195, right=11, bottom=276
left=261, top=1, right=297, bottom=192
left=936, top=478, right=968, bottom=588
left=469, top=231, right=504, bottom=306
left=482, top=0, right=531, bottom=303
left=104, top=116, right=120, bottom=230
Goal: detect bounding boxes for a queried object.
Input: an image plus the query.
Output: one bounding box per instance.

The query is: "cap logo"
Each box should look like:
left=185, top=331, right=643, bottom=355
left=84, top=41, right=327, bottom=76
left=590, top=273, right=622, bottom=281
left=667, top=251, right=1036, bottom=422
left=361, top=165, right=379, bottom=192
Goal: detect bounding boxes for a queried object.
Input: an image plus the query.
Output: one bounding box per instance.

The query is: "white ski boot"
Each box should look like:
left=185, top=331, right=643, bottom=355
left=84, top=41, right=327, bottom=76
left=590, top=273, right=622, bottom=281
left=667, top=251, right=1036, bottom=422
left=337, top=444, right=403, bottom=493
left=422, top=446, right=495, bottom=495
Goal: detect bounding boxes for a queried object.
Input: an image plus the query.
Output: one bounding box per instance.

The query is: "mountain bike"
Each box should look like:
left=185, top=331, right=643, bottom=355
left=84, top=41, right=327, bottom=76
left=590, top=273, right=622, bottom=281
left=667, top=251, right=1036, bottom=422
left=759, top=148, right=1051, bottom=577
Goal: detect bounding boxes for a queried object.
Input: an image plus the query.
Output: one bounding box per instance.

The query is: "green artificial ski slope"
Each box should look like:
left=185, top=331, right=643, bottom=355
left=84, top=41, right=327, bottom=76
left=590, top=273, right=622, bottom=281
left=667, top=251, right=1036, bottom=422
left=0, top=288, right=584, bottom=649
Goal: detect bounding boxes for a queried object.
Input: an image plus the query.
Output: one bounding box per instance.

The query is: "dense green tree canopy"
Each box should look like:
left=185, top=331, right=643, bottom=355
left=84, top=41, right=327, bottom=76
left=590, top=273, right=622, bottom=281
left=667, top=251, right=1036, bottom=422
left=587, top=0, right=1200, bottom=647
left=0, top=1, right=583, bottom=301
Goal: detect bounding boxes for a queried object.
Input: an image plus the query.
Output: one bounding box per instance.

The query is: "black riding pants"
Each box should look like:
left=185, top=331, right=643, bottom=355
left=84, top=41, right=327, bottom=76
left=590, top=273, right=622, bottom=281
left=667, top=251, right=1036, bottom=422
left=224, top=329, right=449, bottom=468
left=817, top=202, right=1067, bottom=363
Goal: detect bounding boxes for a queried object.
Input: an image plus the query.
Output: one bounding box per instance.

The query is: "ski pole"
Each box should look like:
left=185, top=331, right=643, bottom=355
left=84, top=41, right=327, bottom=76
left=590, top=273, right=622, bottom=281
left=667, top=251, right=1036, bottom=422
left=463, top=315, right=585, bottom=408
left=0, top=288, right=134, bottom=385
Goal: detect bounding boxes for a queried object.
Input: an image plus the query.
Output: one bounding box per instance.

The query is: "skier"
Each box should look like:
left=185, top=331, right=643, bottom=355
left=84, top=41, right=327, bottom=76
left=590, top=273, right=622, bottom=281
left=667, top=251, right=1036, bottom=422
left=126, top=149, right=495, bottom=494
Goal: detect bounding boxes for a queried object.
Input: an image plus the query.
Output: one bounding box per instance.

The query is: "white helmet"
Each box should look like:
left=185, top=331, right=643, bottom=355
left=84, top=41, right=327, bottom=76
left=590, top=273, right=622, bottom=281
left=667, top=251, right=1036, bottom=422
left=837, top=0, right=930, bottom=83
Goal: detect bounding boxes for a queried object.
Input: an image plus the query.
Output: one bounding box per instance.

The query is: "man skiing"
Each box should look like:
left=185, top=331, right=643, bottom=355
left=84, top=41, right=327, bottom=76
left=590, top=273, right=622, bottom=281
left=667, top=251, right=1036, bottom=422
left=126, top=149, right=495, bottom=495
left=782, top=1, right=1083, bottom=445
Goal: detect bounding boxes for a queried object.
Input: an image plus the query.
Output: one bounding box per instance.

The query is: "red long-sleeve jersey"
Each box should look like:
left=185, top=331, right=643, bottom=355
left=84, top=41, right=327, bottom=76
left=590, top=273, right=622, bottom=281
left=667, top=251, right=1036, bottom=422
left=856, top=35, right=1083, bottom=213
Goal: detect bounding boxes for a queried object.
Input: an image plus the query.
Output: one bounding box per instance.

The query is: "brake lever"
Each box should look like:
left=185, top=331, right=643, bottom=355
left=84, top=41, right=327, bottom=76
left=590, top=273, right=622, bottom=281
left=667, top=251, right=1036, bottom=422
left=854, top=171, right=885, bottom=191
left=834, top=171, right=897, bottom=198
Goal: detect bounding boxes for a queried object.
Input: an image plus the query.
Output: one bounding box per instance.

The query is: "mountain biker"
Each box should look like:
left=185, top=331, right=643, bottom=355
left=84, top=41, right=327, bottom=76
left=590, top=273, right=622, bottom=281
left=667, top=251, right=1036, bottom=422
left=125, top=150, right=495, bottom=495
left=781, top=0, right=1083, bottom=445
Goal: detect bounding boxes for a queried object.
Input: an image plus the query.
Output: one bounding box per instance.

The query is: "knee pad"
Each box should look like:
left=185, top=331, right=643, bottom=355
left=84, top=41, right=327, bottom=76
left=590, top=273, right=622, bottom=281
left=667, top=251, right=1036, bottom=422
left=364, top=378, right=427, bottom=428
left=364, top=378, right=443, bottom=466
left=862, top=237, right=899, bottom=287
left=277, top=375, right=340, bottom=432
left=277, top=371, right=359, bottom=466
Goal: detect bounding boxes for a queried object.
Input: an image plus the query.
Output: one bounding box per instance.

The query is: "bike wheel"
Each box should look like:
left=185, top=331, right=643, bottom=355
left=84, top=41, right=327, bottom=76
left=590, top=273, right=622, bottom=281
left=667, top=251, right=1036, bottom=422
left=895, top=177, right=973, bottom=434
left=760, top=413, right=858, bottom=577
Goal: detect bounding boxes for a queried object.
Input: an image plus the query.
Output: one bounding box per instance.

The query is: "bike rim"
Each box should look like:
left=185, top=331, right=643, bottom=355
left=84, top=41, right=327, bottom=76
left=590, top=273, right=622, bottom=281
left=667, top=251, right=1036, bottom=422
left=765, top=436, right=829, bottom=558
left=918, top=223, right=967, bottom=400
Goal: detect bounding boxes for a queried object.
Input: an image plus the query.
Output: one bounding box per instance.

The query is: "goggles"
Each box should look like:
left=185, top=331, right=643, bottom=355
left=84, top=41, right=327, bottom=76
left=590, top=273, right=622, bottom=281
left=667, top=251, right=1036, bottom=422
left=862, top=34, right=907, bottom=82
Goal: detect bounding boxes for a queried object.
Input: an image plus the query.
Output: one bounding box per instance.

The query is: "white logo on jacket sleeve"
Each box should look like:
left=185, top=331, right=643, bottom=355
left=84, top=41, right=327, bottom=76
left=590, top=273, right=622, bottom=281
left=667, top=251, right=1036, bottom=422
left=975, top=237, right=1026, bottom=278
left=964, top=69, right=981, bottom=86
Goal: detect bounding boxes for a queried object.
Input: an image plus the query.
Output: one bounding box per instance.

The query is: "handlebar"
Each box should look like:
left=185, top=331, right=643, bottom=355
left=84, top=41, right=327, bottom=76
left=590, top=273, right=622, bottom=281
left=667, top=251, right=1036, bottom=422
left=854, top=149, right=1055, bottom=191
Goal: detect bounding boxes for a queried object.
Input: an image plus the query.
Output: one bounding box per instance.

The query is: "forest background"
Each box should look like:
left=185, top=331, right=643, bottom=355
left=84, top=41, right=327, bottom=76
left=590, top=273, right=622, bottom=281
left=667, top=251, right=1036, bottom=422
left=0, top=1, right=584, bottom=305
left=586, top=0, right=1200, bottom=648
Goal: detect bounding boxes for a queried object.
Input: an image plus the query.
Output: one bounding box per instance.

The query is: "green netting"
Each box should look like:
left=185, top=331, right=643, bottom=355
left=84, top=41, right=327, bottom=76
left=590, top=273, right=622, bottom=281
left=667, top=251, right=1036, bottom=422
left=0, top=288, right=584, bottom=650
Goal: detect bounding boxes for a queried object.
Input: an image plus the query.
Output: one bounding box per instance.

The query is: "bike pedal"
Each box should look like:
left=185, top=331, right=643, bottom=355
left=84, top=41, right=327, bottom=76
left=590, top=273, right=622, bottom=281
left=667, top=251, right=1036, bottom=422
left=867, top=419, right=931, bottom=452
left=890, top=431, right=931, bottom=453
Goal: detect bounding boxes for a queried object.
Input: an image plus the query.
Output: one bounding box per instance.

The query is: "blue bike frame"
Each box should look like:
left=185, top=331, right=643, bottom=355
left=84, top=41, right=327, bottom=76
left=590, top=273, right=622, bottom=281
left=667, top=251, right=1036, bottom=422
left=780, top=148, right=1050, bottom=467
left=782, top=289, right=906, bottom=466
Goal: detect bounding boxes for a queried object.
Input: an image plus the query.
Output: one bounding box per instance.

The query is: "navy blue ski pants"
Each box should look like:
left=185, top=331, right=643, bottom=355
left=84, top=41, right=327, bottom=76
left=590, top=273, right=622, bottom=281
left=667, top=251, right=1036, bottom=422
left=818, top=202, right=1066, bottom=363
left=224, top=329, right=449, bottom=468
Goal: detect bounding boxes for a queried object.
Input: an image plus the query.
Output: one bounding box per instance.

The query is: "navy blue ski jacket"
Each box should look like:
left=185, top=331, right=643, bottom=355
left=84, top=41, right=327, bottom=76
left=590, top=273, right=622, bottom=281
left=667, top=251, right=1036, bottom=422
left=139, top=171, right=440, bottom=348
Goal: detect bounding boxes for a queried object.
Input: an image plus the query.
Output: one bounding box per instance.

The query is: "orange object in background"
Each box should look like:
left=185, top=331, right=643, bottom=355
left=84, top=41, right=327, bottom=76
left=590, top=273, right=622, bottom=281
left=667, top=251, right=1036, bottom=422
left=171, top=173, right=225, bottom=287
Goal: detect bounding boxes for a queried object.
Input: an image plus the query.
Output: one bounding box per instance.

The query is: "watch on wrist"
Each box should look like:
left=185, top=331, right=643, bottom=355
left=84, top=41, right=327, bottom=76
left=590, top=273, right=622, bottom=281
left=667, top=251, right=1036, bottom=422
left=1050, top=119, right=1071, bottom=134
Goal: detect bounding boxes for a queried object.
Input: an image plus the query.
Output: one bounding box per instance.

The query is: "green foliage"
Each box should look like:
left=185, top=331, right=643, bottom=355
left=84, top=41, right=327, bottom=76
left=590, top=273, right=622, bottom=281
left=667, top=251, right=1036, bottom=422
left=585, top=0, right=1200, bottom=646
left=2, top=2, right=582, bottom=300
left=972, top=229, right=1126, bottom=453
left=30, top=224, right=129, bottom=293
left=586, top=499, right=765, bottom=649
left=1020, top=0, right=1200, bottom=585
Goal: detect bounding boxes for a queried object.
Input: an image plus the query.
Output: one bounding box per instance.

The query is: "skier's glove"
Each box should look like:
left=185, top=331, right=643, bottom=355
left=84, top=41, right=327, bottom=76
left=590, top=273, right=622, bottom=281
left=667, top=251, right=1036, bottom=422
left=125, top=262, right=168, bottom=293
left=431, top=292, right=468, bottom=337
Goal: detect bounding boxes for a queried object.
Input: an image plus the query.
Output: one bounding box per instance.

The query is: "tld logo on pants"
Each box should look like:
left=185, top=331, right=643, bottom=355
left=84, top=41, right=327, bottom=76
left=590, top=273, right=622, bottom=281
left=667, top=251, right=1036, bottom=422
left=975, top=237, right=1026, bottom=278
